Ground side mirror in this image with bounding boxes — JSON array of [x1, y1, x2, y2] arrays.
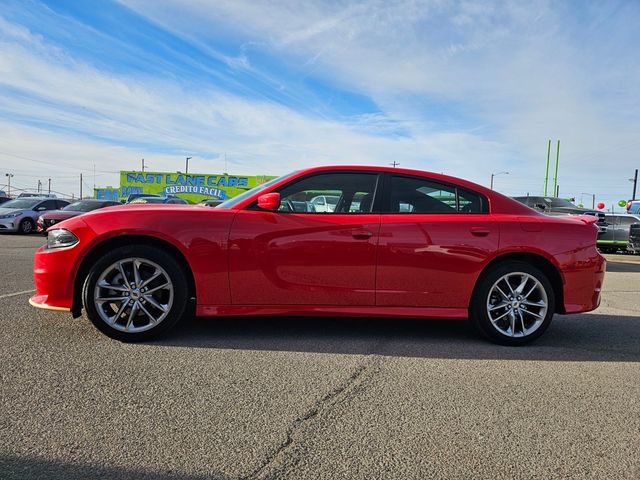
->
[[257, 192, 280, 211], [34, 206, 45, 212]]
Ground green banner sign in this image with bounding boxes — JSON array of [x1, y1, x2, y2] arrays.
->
[[118, 171, 274, 203]]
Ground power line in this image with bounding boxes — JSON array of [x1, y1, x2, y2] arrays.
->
[[0, 151, 119, 174]]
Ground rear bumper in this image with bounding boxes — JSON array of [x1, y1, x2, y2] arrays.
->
[[559, 249, 606, 314]]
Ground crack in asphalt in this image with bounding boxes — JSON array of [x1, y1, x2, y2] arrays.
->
[[243, 358, 379, 480]]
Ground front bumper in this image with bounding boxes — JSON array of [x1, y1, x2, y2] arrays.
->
[[0, 218, 20, 232], [31, 244, 78, 311], [29, 295, 70, 312]]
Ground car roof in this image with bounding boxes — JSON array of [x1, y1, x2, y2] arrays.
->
[[226, 165, 533, 215]]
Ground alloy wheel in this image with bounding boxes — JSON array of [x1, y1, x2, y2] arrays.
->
[[93, 257, 174, 333], [486, 272, 548, 338]]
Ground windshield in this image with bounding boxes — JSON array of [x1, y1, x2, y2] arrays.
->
[[216, 171, 298, 209], [1, 198, 40, 209], [63, 201, 103, 212], [130, 197, 165, 204], [544, 197, 577, 208]]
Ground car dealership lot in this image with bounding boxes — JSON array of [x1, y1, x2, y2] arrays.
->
[[1, 235, 638, 479]]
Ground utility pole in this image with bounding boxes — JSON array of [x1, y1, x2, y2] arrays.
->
[[37, 180, 42, 193], [48, 178, 51, 195], [543, 139, 551, 196], [390, 161, 400, 168], [552, 140, 560, 197], [141, 158, 145, 172], [556, 185, 560, 197], [80, 173, 83, 199], [632, 168, 638, 201], [5, 173, 13, 197], [185, 157, 192, 174]]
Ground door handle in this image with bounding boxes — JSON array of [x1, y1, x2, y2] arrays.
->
[[352, 230, 373, 239], [470, 227, 490, 236]]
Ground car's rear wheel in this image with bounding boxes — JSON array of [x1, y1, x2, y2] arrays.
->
[[19, 218, 35, 234], [470, 261, 555, 346], [82, 245, 188, 341]]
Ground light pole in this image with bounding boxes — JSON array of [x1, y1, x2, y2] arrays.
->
[[490, 171, 509, 190], [48, 178, 51, 195], [580, 192, 596, 210], [185, 157, 192, 174], [630, 169, 638, 201], [5, 173, 13, 197]]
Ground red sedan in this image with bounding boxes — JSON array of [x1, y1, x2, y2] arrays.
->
[[30, 166, 605, 345]]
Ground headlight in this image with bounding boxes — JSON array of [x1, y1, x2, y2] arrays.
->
[[0, 212, 20, 219], [46, 229, 79, 249]]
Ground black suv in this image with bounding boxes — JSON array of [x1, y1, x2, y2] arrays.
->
[[513, 196, 606, 232]]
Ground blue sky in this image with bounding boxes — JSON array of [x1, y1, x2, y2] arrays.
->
[[0, 0, 638, 208]]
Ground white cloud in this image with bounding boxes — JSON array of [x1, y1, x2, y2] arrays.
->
[[1, 1, 639, 207], [118, 0, 640, 205]]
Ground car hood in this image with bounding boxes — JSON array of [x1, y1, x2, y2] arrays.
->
[[0, 208, 25, 216], [549, 206, 598, 215], [40, 210, 82, 220]]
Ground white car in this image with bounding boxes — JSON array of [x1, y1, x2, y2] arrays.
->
[[309, 195, 339, 212], [0, 197, 69, 234]]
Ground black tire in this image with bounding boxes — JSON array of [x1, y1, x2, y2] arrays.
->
[[469, 261, 555, 346], [19, 218, 35, 234], [82, 245, 189, 341]]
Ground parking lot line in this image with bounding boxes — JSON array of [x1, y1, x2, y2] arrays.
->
[[0, 289, 36, 300]]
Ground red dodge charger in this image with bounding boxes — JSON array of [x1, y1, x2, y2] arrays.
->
[[30, 166, 605, 345]]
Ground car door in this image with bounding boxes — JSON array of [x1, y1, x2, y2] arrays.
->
[[376, 174, 499, 309], [228, 171, 382, 305], [34, 199, 58, 215], [601, 215, 616, 246], [617, 216, 637, 244]]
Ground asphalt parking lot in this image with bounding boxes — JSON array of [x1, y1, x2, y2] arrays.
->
[[1, 234, 638, 480]]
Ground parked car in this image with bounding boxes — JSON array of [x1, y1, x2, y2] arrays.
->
[[31, 166, 605, 346], [309, 194, 340, 212], [37, 199, 122, 234], [17, 192, 58, 198], [0, 197, 69, 233], [198, 199, 224, 207], [125, 193, 161, 203], [513, 195, 606, 233], [513, 195, 598, 215], [128, 196, 188, 204], [628, 223, 640, 254], [598, 214, 640, 253], [627, 200, 640, 215]]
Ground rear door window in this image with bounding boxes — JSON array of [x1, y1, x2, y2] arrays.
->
[[388, 175, 487, 214]]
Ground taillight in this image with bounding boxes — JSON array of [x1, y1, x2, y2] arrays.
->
[[627, 202, 632, 211]]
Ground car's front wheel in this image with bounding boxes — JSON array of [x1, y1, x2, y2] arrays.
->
[[19, 218, 35, 234], [82, 245, 189, 341], [470, 261, 555, 346]]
